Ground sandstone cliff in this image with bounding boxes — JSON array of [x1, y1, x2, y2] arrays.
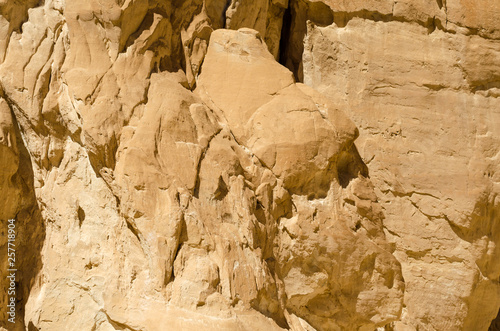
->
[[0, 0, 498, 330]]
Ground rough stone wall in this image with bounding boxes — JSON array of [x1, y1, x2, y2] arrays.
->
[[294, 0, 500, 329], [0, 0, 498, 330]]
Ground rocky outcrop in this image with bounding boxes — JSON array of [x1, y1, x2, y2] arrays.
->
[[300, 3, 500, 329], [0, 0, 498, 330]]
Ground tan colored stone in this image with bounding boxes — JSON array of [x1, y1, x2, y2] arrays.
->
[[0, 0, 499, 330], [447, 0, 500, 38], [197, 28, 295, 139], [303, 15, 500, 331]]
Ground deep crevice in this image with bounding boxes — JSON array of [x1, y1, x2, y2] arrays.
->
[[1, 100, 46, 330], [278, 4, 292, 70], [277, 0, 334, 82], [125, 218, 141, 244], [193, 127, 223, 199], [222, 0, 232, 28], [169, 242, 183, 283]]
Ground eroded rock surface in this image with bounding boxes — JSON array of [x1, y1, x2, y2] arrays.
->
[[0, 0, 498, 330], [300, 2, 500, 330]]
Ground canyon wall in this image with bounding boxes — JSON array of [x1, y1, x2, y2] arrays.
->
[[0, 0, 498, 330]]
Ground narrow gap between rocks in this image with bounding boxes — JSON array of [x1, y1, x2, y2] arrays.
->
[[277, 0, 334, 82], [490, 308, 500, 331], [278, 4, 293, 72]]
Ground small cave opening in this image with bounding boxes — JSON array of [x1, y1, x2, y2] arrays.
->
[[336, 145, 369, 188]]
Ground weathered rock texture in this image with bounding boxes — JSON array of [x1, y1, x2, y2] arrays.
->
[[0, 0, 498, 330]]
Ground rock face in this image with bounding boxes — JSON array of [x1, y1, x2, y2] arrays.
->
[[0, 0, 498, 330], [298, 2, 500, 329]]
